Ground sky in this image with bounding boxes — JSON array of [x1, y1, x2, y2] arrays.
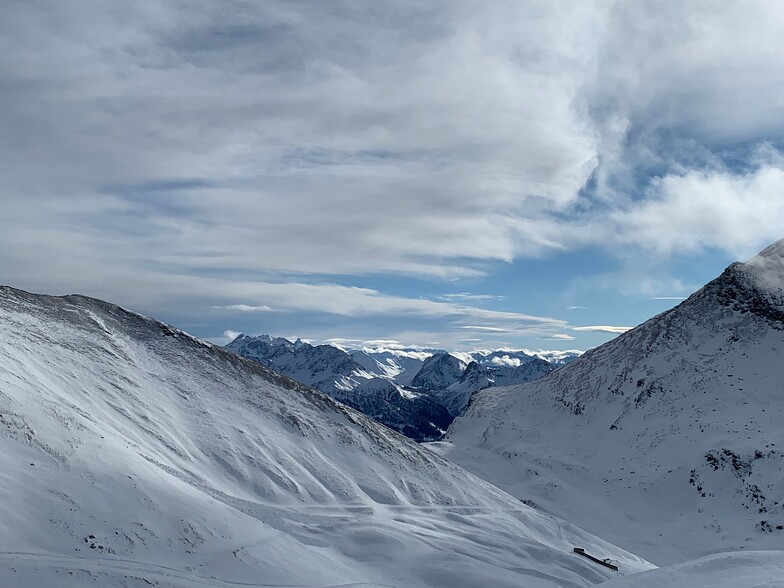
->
[[2, 1, 784, 353]]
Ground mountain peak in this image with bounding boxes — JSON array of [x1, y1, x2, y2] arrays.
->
[[410, 352, 466, 390], [736, 238, 784, 295]]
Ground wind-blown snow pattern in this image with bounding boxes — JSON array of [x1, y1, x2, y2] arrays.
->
[[0, 285, 653, 587], [440, 239, 784, 566]]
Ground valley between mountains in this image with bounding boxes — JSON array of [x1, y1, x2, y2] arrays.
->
[[3, 240, 784, 587]]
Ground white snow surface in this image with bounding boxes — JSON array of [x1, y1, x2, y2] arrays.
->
[[600, 551, 784, 588], [440, 240, 784, 566], [0, 286, 653, 587]]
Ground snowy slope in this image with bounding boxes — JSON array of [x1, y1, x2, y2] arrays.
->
[[226, 334, 451, 440], [441, 240, 784, 565], [600, 551, 784, 588], [0, 285, 654, 587]]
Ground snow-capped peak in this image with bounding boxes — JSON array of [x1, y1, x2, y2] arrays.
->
[[442, 238, 784, 565], [410, 352, 467, 390]]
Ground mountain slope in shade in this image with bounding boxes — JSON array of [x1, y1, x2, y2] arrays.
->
[[439, 239, 784, 565], [0, 285, 654, 587]]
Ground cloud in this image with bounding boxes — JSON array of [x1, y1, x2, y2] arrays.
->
[[460, 326, 511, 332], [567, 305, 589, 310], [572, 325, 633, 334], [6, 0, 781, 291], [222, 329, 242, 342], [2, 0, 784, 350], [0, 0, 602, 285], [648, 296, 687, 301], [0, 0, 784, 277], [217, 304, 277, 312], [489, 356, 522, 367], [548, 333, 577, 340], [438, 293, 504, 302], [604, 152, 784, 257]]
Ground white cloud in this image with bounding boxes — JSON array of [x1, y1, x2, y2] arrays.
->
[[549, 333, 577, 340], [438, 293, 504, 302], [223, 329, 242, 341], [572, 325, 632, 334], [2, 0, 784, 348], [619, 159, 784, 257], [217, 304, 277, 312], [489, 356, 522, 367], [8, 0, 782, 288]]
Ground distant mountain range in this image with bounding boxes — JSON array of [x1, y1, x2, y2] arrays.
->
[[225, 335, 580, 440]]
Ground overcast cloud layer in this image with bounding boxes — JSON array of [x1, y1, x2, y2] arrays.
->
[[1, 0, 783, 348]]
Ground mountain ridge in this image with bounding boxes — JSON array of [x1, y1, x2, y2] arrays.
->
[[438, 240, 784, 564]]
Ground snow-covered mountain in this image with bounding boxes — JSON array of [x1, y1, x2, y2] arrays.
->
[[408, 351, 552, 417], [0, 285, 654, 587], [349, 347, 429, 386], [427, 358, 556, 417], [226, 334, 451, 441], [226, 333, 370, 391], [226, 336, 558, 439], [438, 239, 784, 565], [410, 352, 468, 390]]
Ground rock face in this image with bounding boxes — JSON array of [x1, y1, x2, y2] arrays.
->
[[0, 285, 654, 587], [441, 240, 784, 565]]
